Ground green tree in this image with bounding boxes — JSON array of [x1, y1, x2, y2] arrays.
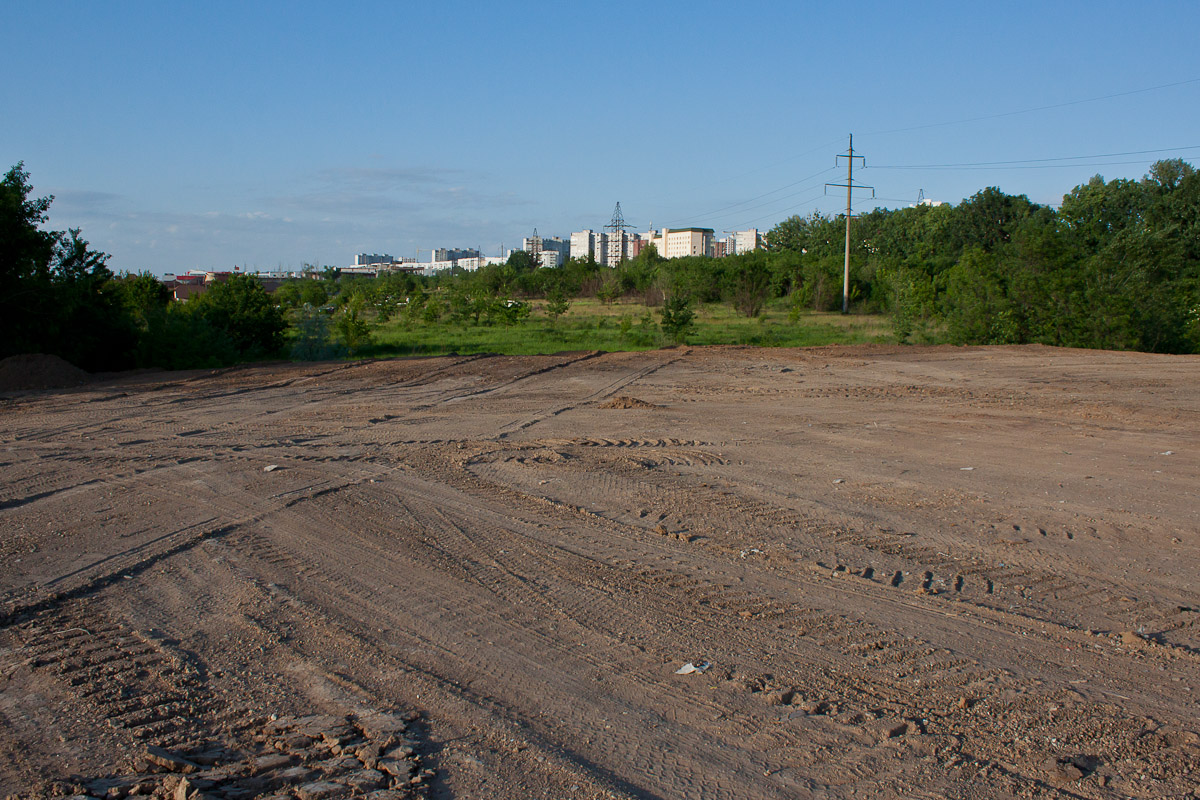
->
[[187, 274, 287, 359], [885, 266, 938, 343], [46, 228, 140, 371], [948, 187, 1043, 254], [1057, 175, 1147, 251], [117, 272, 171, 325], [1, 164, 139, 369], [659, 294, 695, 344], [333, 294, 373, 355], [544, 285, 571, 323], [617, 243, 664, 300], [596, 273, 622, 304], [290, 306, 342, 361], [942, 248, 1022, 345], [1, 163, 60, 357], [560, 255, 601, 296], [136, 307, 238, 369], [728, 251, 771, 317], [400, 285, 430, 325], [1145, 158, 1196, 193], [505, 249, 538, 273], [489, 298, 531, 326], [275, 278, 331, 310], [448, 286, 494, 325]]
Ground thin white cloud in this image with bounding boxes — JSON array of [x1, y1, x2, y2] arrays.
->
[[315, 165, 460, 189], [51, 189, 125, 210]]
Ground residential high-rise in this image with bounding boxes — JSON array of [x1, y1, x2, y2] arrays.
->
[[570, 230, 595, 261], [650, 228, 714, 259], [433, 247, 480, 262], [523, 233, 570, 267], [571, 230, 608, 263], [354, 253, 394, 266], [731, 229, 762, 254]]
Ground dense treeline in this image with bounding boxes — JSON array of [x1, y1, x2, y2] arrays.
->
[[2, 163, 287, 371], [768, 158, 1199, 352], [4, 159, 1197, 375]]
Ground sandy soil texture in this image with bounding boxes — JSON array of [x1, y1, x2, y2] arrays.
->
[[1, 345, 1198, 799]]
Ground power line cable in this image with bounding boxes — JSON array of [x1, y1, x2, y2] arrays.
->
[[862, 196, 920, 205], [865, 77, 1200, 137], [664, 168, 840, 229], [659, 165, 839, 228], [662, 136, 845, 198], [730, 192, 826, 231], [869, 144, 1200, 170], [871, 158, 1187, 172]]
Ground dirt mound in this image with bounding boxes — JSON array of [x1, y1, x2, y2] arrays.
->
[[0, 353, 91, 391], [599, 395, 662, 409]]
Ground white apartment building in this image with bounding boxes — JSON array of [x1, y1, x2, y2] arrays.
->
[[571, 229, 614, 264], [571, 230, 597, 261], [731, 228, 761, 254], [419, 255, 504, 276]]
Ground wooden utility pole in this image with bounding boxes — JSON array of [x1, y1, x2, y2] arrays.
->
[[826, 135, 873, 313]]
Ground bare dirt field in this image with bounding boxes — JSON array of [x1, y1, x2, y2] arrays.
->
[[1, 345, 1198, 799]]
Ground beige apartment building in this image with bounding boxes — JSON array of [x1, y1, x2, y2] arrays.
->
[[650, 227, 715, 259]]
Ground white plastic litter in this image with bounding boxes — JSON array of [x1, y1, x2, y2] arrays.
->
[[675, 661, 710, 675]]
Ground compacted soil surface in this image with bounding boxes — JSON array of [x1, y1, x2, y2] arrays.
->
[[1, 344, 1197, 799]]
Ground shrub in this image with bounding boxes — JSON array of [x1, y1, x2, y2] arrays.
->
[[659, 294, 695, 344], [187, 274, 287, 359]]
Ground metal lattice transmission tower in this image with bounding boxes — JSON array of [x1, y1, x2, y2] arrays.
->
[[604, 202, 633, 265]]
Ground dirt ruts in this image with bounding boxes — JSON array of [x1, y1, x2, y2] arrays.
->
[[1, 345, 1198, 798]]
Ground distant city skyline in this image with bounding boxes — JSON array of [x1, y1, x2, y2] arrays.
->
[[4, 1, 1199, 275]]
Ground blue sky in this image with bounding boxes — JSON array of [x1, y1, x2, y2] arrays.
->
[[3, 0, 1199, 274]]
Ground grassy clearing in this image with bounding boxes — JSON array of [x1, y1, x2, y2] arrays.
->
[[358, 297, 894, 359]]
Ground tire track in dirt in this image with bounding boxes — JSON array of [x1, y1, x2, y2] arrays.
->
[[472, 439, 1200, 655], [444, 439, 1200, 792], [0, 594, 437, 799], [222, 491, 795, 798], [494, 350, 685, 439], [413, 351, 604, 412], [315, 471, 1131, 791], [3, 600, 215, 749], [5, 346, 1200, 798], [195, 464, 970, 795]]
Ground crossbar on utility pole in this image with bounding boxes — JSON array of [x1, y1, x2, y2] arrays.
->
[[825, 134, 873, 313]]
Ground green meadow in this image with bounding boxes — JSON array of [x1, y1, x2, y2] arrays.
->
[[358, 298, 892, 358]]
